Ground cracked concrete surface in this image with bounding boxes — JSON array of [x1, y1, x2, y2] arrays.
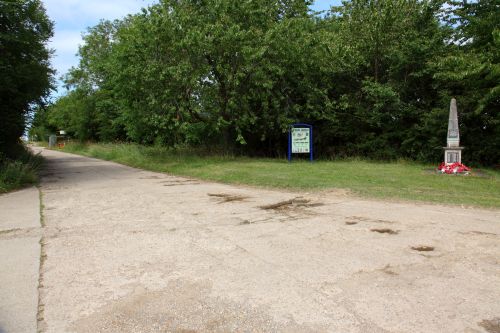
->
[[2, 147, 499, 332], [0, 187, 41, 333]]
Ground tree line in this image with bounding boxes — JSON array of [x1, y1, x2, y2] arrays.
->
[[30, 0, 499, 165]]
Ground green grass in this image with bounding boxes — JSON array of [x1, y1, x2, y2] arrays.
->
[[61, 142, 500, 208], [0, 147, 44, 194]]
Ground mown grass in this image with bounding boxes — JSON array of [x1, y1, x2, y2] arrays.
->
[[61, 142, 500, 208], [0, 146, 44, 194]]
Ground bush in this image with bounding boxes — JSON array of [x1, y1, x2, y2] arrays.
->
[[0, 146, 43, 193]]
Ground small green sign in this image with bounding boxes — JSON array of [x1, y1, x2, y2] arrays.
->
[[291, 128, 310, 153]]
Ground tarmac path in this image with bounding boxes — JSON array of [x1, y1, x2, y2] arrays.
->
[[2, 147, 500, 332]]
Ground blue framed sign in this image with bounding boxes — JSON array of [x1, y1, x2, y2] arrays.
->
[[288, 123, 313, 162]]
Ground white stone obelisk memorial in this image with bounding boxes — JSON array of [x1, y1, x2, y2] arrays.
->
[[443, 98, 463, 164]]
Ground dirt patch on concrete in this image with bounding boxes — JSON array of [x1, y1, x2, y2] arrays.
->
[[411, 246, 435, 252], [347, 216, 397, 224], [479, 318, 500, 333], [259, 197, 323, 211], [381, 265, 398, 276], [459, 230, 497, 237], [71, 280, 323, 333], [208, 193, 249, 203], [162, 179, 200, 186], [370, 228, 399, 235]]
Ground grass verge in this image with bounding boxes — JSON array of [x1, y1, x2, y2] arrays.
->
[[0, 146, 44, 193], [61, 143, 500, 208]]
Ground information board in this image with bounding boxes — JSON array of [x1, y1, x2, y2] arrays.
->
[[288, 123, 313, 162], [291, 128, 310, 153]]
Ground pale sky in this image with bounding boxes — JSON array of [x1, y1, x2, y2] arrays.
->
[[42, 0, 339, 97]]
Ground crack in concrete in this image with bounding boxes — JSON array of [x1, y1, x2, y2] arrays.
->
[[0, 227, 42, 240], [37, 186, 48, 333]]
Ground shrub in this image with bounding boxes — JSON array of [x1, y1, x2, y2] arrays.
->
[[0, 147, 43, 193]]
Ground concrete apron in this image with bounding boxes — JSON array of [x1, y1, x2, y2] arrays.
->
[[32, 148, 500, 333]]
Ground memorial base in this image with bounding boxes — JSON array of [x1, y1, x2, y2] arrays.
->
[[443, 147, 464, 165]]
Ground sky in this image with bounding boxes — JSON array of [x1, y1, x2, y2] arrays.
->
[[43, 0, 340, 97]]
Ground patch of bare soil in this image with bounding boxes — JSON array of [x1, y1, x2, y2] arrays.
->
[[411, 246, 435, 252], [479, 318, 500, 333], [347, 216, 396, 224], [71, 280, 322, 333], [259, 197, 323, 211], [459, 231, 497, 237], [370, 228, 399, 235], [381, 264, 398, 276], [372, 219, 397, 224], [346, 216, 366, 222], [208, 193, 249, 203], [237, 217, 277, 226], [161, 180, 200, 186]]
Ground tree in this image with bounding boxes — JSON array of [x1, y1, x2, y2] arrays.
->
[[325, 0, 448, 160], [60, 19, 126, 142], [433, 0, 500, 164], [0, 0, 54, 156]]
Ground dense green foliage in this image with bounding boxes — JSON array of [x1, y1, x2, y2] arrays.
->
[[0, 146, 43, 193], [1, 0, 54, 157], [433, 0, 500, 165], [62, 143, 500, 207], [32, 0, 499, 165]]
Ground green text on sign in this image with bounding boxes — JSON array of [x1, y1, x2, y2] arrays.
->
[[291, 128, 310, 153]]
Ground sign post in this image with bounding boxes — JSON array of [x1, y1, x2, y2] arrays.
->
[[288, 123, 313, 162]]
